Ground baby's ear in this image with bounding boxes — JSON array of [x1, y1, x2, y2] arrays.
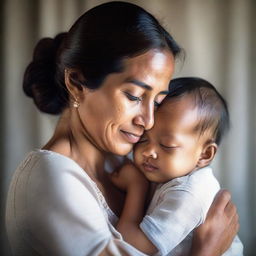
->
[[197, 142, 218, 168]]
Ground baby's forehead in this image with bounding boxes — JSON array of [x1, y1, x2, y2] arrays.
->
[[154, 97, 214, 138], [161, 93, 197, 108], [154, 105, 199, 133], [157, 94, 199, 120]]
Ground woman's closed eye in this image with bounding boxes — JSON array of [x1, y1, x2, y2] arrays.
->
[[123, 90, 162, 108], [124, 92, 142, 102], [154, 101, 161, 108], [154, 94, 167, 108]]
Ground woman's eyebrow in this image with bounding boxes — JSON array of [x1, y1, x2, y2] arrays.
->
[[159, 91, 169, 95], [125, 78, 152, 90], [125, 78, 169, 95]]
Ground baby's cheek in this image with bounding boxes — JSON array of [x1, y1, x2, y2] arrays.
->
[[174, 152, 196, 176], [167, 153, 188, 177]]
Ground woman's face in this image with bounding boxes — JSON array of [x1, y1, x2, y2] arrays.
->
[[77, 49, 175, 155]]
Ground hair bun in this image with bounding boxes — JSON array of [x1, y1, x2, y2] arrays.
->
[[33, 33, 67, 62], [23, 32, 68, 114]]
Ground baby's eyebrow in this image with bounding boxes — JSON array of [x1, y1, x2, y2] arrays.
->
[[160, 134, 177, 141]]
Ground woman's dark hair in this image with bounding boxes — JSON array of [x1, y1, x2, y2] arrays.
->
[[166, 77, 230, 145], [23, 1, 182, 114]]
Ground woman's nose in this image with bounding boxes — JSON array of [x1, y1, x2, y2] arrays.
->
[[134, 103, 154, 130], [142, 147, 157, 159]]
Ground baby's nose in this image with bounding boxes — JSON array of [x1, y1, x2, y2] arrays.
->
[[142, 148, 157, 159]]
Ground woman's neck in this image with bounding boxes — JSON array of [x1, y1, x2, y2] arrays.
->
[[43, 108, 127, 215], [43, 108, 106, 183]]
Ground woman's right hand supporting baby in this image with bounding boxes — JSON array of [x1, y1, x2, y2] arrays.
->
[[191, 190, 239, 256]]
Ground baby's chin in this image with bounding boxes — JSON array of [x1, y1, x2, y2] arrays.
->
[[148, 176, 172, 184], [138, 168, 170, 184]]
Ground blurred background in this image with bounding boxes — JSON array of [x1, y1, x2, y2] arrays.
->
[[0, 0, 255, 255]]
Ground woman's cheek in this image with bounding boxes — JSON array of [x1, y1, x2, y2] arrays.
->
[[133, 146, 143, 165]]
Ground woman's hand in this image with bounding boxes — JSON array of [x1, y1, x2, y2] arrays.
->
[[191, 189, 239, 256], [109, 164, 149, 192]]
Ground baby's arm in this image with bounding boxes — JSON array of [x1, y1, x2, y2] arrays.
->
[[110, 164, 158, 255]]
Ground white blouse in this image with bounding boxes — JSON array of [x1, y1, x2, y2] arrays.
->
[[5, 150, 146, 256]]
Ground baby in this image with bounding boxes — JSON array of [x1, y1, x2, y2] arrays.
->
[[111, 77, 243, 256]]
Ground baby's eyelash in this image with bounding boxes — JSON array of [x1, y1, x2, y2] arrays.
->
[[160, 144, 177, 149], [137, 138, 147, 143]]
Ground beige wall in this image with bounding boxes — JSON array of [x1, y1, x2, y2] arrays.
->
[[1, 0, 255, 255]]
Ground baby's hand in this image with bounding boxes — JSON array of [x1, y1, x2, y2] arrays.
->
[[110, 164, 149, 192]]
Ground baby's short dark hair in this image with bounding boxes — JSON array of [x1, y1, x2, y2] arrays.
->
[[167, 77, 230, 145]]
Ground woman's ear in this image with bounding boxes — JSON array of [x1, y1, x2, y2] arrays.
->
[[197, 142, 218, 168], [64, 69, 87, 102]]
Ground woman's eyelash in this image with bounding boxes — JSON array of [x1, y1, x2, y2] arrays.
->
[[124, 92, 160, 107], [124, 92, 141, 102], [154, 101, 161, 107]]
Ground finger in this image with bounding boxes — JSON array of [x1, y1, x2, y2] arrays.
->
[[212, 189, 231, 212], [220, 220, 238, 254], [224, 200, 237, 219], [228, 213, 239, 240], [230, 212, 239, 233]]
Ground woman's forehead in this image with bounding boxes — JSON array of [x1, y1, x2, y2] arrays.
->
[[120, 50, 174, 89], [123, 50, 174, 71]]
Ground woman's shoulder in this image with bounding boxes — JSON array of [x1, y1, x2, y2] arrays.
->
[[6, 150, 115, 256], [10, 149, 97, 199], [18, 149, 86, 178], [8, 149, 106, 219]]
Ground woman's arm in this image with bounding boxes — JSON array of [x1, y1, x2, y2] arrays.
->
[[191, 190, 239, 256]]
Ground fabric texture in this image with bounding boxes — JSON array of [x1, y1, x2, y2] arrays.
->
[[140, 167, 244, 256], [5, 150, 146, 256]]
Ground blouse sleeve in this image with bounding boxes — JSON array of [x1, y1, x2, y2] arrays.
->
[[23, 153, 146, 256], [139, 168, 221, 256], [140, 189, 203, 255]]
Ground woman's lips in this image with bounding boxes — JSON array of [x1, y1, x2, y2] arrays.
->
[[121, 130, 141, 144], [142, 162, 158, 172]]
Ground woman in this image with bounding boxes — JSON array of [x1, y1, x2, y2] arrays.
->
[[6, 2, 238, 256]]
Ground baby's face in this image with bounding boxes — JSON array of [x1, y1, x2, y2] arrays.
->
[[134, 95, 209, 183]]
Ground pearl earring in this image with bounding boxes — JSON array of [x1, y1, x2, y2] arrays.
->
[[73, 99, 80, 108]]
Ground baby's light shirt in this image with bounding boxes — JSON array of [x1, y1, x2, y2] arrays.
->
[[140, 167, 243, 256]]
